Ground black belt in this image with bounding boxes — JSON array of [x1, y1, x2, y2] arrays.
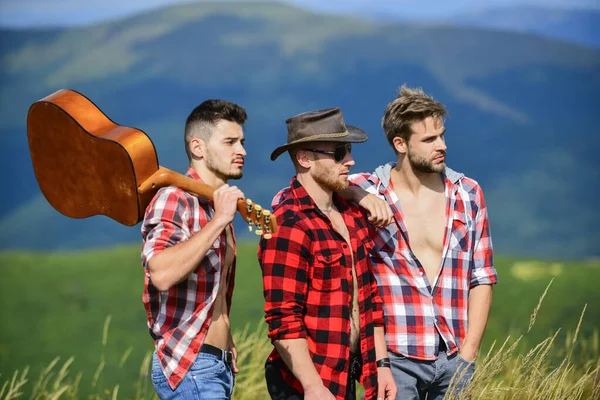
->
[[200, 343, 233, 365]]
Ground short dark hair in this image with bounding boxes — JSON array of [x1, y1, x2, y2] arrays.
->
[[184, 99, 247, 161], [382, 85, 447, 152]]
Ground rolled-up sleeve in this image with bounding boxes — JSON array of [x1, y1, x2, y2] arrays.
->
[[370, 270, 385, 327], [349, 172, 379, 194], [470, 186, 498, 287], [364, 233, 385, 326], [141, 188, 191, 269], [258, 218, 312, 342]]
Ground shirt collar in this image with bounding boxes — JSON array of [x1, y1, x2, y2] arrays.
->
[[374, 162, 464, 194], [186, 167, 205, 183]]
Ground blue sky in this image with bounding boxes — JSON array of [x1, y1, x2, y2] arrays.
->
[[0, 0, 598, 28]]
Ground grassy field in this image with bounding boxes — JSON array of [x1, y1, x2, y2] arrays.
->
[[1, 242, 599, 398]]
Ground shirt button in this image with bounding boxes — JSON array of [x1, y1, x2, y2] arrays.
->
[[343, 244, 348, 249], [419, 271, 424, 276]]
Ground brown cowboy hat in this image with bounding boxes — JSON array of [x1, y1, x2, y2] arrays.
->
[[270, 107, 368, 161]]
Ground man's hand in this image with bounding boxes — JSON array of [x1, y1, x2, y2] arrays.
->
[[358, 193, 393, 227], [458, 345, 478, 363], [213, 184, 245, 226], [377, 367, 397, 400], [228, 334, 239, 373], [339, 186, 393, 227], [303, 383, 336, 400]]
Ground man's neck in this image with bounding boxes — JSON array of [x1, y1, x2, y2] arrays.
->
[[296, 172, 333, 211], [392, 157, 444, 196], [190, 162, 227, 188]]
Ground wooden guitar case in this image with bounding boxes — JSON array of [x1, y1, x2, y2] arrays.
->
[[27, 89, 276, 237]]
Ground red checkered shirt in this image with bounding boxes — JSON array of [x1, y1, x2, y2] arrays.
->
[[349, 162, 497, 360], [259, 177, 385, 400], [141, 167, 236, 389]]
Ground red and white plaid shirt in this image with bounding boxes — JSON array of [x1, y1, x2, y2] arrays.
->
[[349, 162, 497, 360], [260, 177, 385, 400], [141, 167, 235, 389]]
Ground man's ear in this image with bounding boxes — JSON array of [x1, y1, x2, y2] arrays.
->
[[296, 149, 312, 169], [189, 137, 205, 160], [393, 136, 407, 155]]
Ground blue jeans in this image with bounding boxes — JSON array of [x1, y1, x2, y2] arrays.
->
[[151, 352, 235, 399], [389, 349, 475, 400]]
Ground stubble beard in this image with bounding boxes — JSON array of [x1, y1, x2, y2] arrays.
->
[[407, 149, 446, 174], [204, 152, 243, 180], [312, 161, 349, 192]]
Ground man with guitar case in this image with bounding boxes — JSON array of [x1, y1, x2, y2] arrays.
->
[[27, 90, 277, 400], [140, 100, 248, 399]]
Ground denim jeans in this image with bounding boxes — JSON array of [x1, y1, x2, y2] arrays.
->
[[389, 348, 475, 400], [151, 352, 235, 399]]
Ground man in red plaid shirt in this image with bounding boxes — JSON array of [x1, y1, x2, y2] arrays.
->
[[259, 108, 397, 400], [141, 100, 248, 399], [343, 86, 498, 399]]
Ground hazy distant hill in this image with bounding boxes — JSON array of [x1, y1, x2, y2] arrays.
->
[[0, 1, 598, 258], [319, 3, 600, 48], [453, 6, 600, 48]]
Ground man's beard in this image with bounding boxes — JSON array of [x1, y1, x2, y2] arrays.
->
[[408, 149, 446, 174], [312, 161, 349, 192], [205, 152, 243, 180]]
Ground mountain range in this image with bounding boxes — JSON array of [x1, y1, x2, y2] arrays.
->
[[292, 2, 600, 48], [0, 1, 598, 258]]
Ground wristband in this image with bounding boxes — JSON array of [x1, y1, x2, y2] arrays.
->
[[376, 358, 391, 368]]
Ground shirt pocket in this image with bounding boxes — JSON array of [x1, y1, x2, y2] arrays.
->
[[449, 211, 470, 252], [310, 250, 343, 292]]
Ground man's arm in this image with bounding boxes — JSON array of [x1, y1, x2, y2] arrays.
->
[[339, 184, 393, 227], [460, 285, 493, 362], [462, 185, 497, 361], [274, 339, 335, 399], [374, 326, 397, 400], [368, 246, 397, 400], [146, 184, 244, 291], [228, 332, 239, 373], [259, 218, 335, 399], [374, 326, 388, 361]]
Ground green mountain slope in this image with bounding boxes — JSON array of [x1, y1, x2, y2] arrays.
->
[[1, 244, 598, 398]]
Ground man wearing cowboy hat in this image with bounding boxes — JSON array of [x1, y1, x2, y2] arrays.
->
[[258, 108, 397, 400]]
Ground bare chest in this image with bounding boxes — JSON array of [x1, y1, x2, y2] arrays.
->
[[329, 211, 351, 244], [396, 191, 447, 274]]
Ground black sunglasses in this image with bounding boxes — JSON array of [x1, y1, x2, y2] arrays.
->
[[302, 143, 352, 162]]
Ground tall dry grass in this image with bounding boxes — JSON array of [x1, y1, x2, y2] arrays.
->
[[0, 319, 273, 400], [2, 281, 599, 399]]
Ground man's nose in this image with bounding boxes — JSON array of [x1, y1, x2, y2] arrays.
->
[[344, 152, 355, 167], [237, 144, 247, 156], [436, 138, 447, 152]]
